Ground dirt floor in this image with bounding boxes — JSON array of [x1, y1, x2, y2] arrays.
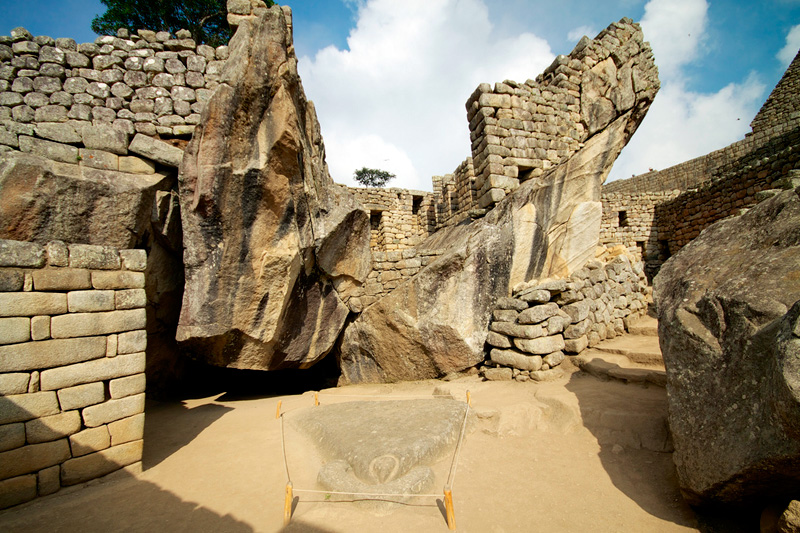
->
[[0, 365, 718, 532]]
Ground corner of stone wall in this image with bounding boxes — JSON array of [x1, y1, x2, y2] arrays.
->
[[0, 238, 147, 509]]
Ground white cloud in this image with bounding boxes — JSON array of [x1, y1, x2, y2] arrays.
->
[[639, 0, 708, 81], [778, 24, 800, 67], [567, 25, 596, 43], [610, 73, 766, 181], [299, 0, 554, 190]]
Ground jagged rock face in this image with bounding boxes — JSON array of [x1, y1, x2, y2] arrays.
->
[[340, 109, 653, 384], [653, 187, 800, 507], [0, 152, 171, 248], [177, 6, 370, 370]]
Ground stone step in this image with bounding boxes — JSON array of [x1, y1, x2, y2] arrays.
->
[[627, 315, 659, 336], [575, 350, 666, 387], [593, 334, 663, 366]]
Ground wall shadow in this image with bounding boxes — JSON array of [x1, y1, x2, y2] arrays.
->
[[0, 466, 254, 533], [563, 371, 766, 532]]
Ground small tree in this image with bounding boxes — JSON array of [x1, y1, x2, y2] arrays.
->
[[353, 167, 395, 188], [91, 0, 274, 46]]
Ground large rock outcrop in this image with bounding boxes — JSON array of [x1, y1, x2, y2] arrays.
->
[[338, 21, 660, 384], [653, 187, 800, 506], [177, 5, 370, 370]]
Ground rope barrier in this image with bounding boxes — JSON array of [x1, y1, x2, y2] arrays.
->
[[277, 389, 472, 528]]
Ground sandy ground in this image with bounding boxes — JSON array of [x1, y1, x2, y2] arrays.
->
[[0, 366, 704, 532]]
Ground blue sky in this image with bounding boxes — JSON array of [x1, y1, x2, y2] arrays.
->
[[1, 0, 799, 190]]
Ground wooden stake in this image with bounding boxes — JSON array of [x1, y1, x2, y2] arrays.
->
[[444, 485, 456, 530], [314, 392, 319, 406], [466, 390, 471, 407], [283, 481, 293, 526], [276, 400, 282, 419]]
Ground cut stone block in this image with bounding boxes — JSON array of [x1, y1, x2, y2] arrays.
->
[[0, 317, 30, 345], [0, 336, 106, 373], [128, 133, 183, 167], [67, 290, 115, 313], [0, 240, 45, 268], [108, 413, 144, 445], [0, 373, 29, 396], [109, 373, 145, 399], [57, 382, 105, 411], [0, 392, 60, 425], [514, 334, 566, 355], [68, 244, 120, 270], [118, 250, 146, 272], [82, 393, 144, 427], [0, 292, 67, 317], [50, 309, 146, 338], [0, 474, 37, 509], [0, 439, 70, 480], [114, 288, 146, 310], [25, 411, 81, 443], [31, 268, 92, 291], [117, 330, 146, 354], [37, 464, 61, 496], [0, 423, 25, 452], [91, 271, 145, 290], [30, 316, 51, 341], [40, 351, 145, 390], [69, 426, 110, 457], [60, 439, 142, 486]]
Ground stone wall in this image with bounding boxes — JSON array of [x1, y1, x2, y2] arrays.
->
[[431, 157, 479, 227], [483, 247, 648, 382], [750, 49, 800, 133], [0, 239, 147, 509], [0, 25, 229, 146], [360, 249, 443, 307], [348, 187, 434, 252], [465, 19, 656, 211]]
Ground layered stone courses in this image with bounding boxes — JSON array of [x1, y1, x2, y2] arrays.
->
[[484, 247, 649, 382], [0, 238, 146, 509]]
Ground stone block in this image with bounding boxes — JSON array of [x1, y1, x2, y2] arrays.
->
[[0, 269, 24, 292], [91, 271, 145, 289], [31, 268, 91, 291], [51, 309, 146, 338], [30, 316, 51, 341], [514, 334, 566, 355], [517, 289, 551, 304], [117, 330, 146, 354], [67, 290, 115, 312], [564, 335, 589, 354], [106, 334, 117, 357], [68, 244, 120, 270], [562, 300, 591, 323], [115, 288, 146, 310], [128, 133, 183, 167], [518, 303, 560, 325], [81, 124, 128, 155], [0, 474, 37, 509], [25, 411, 81, 443], [0, 317, 30, 345], [490, 348, 543, 371], [0, 439, 70, 480], [69, 426, 110, 457], [82, 393, 144, 427], [0, 423, 25, 452], [34, 122, 81, 143], [108, 413, 144, 445], [109, 373, 145, 399], [37, 464, 60, 496], [0, 240, 45, 268], [0, 336, 106, 373], [57, 382, 105, 411], [118, 250, 147, 272], [0, 392, 60, 425], [18, 135, 78, 163], [40, 351, 145, 390], [79, 148, 118, 170], [118, 156, 155, 174], [484, 367, 513, 381], [486, 331, 512, 349], [60, 439, 142, 486], [0, 373, 29, 396]]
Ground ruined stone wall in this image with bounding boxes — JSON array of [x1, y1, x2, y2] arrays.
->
[[360, 249, 442, 307], [750, 49, 800, 133], [465, 19, 656, 211], [0, 25, 229, 151], [348, 187, 435, 251], [483, 247, 648, 382], [431, 157, 478, 228], [0, 239, 146, 509]]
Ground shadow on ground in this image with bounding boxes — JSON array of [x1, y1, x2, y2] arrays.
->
[[565, 371, 764, 532]]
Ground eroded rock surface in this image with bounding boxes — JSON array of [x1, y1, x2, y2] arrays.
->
[[654, 187, 800, 506], [177, 6, 370, 370], [339, 20, 659, 384]]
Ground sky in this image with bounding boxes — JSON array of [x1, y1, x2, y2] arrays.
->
[[1, 0, 798, 191]]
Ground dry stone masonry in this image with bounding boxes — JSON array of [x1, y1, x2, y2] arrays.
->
[[483, 246, 648, 382], [0, 239, 146, 509], [0, 25, 229, 144]]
